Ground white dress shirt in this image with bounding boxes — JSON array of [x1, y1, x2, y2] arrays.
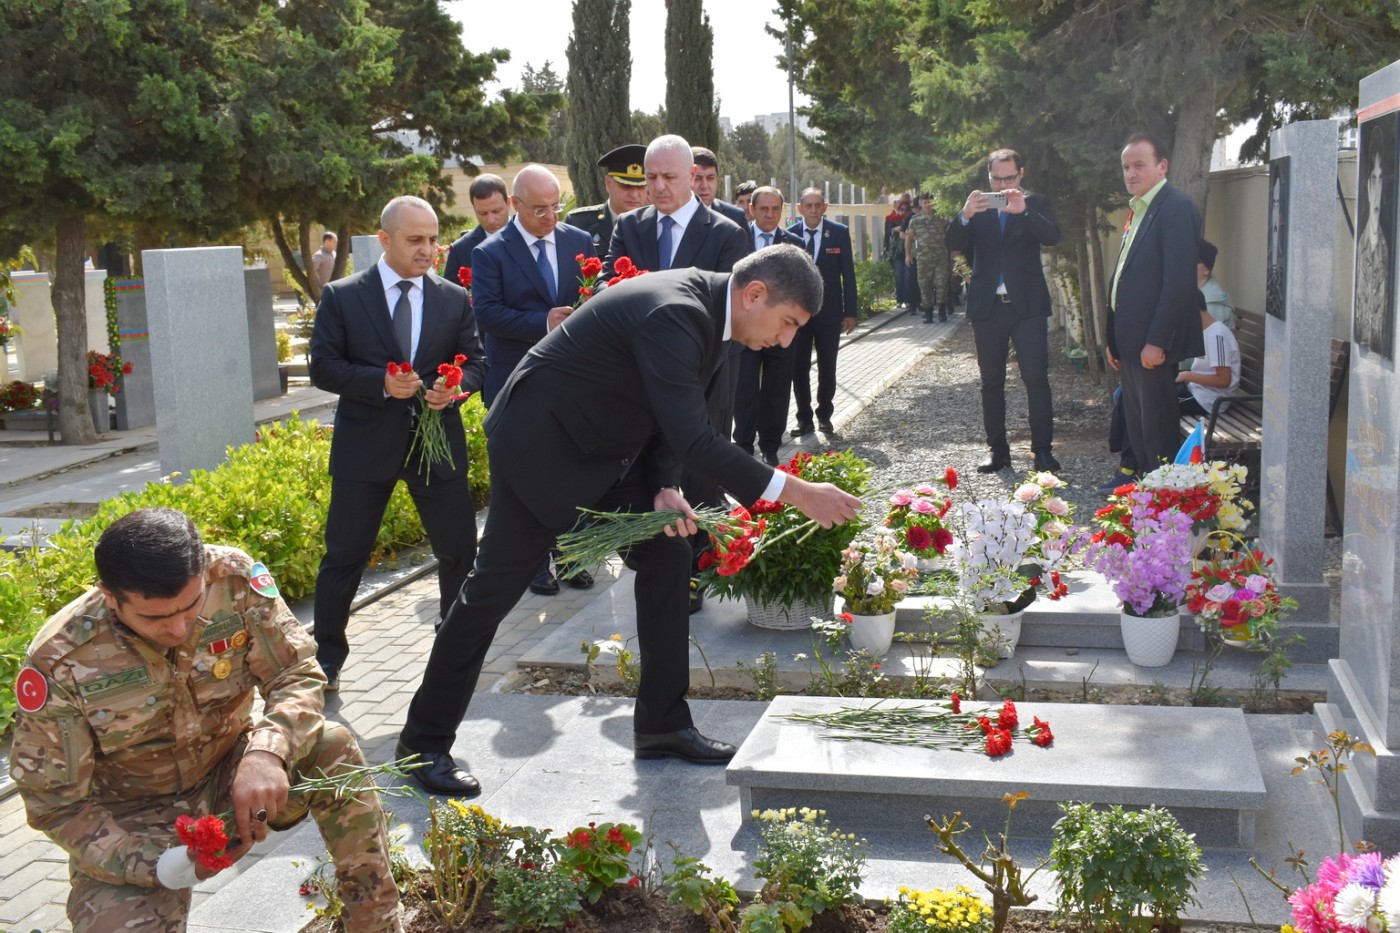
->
[[657, 195, 703, 268], [376, 257, 423, 362]]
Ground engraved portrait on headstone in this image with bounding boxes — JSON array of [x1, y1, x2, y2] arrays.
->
[[1355, 112, 1397, 360], [1266, 157, 1289, 320]]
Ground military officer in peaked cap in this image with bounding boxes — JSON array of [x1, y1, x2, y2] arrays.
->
[[565, 143, 650, 253]]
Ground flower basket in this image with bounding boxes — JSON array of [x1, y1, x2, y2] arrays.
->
[[745, 594, 833, 631], [701, 449, 872, 612]]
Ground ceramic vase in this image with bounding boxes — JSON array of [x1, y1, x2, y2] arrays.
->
[[1119, 608, 1180, 667], [847, 610, 897, 657]]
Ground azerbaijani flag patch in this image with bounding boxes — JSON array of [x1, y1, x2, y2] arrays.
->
[[249, 562, 279, 599]]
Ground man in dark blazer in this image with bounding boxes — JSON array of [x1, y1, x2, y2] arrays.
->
[[309, 195, 487, 689], [947, 148, 1063, 474], [691, 146, 749, 228], [565, 144, 650, 255], [789, 188, 858, 435], [734, 186, 804, 464], [473, 164, 598, 596], [395, 246, 862, 797], [1107, 132, 1204, 472], [442, 174, 510, 286], [604, 135, 750, 611]]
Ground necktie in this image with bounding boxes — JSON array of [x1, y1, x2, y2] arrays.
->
[[535, 240, 557, 304], [392, 280, 413, 361], [658, 215, 675, 270], [806, 228, 819, 258], [998, 210, 1008, 233], [761, 232, 773, 248]]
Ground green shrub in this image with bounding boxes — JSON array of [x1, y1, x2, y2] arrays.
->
[[855, 258, 896, 315], [1049, 802, 1203, 932]]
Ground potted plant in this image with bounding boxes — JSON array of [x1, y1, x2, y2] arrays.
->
[[86, 349, 131, 433], [1085, 491, 1195, 667], [1049, 802, 1203, 932], [700, 449, 872, 630], [949, 497, 1041, 657], [832, 527, 920, 656], [883, 468, 958, 570], [0, 380, 41, 427]]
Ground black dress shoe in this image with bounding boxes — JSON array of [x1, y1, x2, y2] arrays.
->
[[528, 567, 560, 596], [760, 450, 780, 467], [688, 577, 705, 614], [562, 566, 595, 589], [976, 454, 1012, 473], [817, 419, 835, 433], [322, 669, 339, 694], [791, 422, 814, 437], [396, 741, 481, 797], [1033, 451, 1062, 472], [634, 727, 737, 764]]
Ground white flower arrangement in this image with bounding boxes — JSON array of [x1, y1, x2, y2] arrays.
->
[[952, 499, 1040, 613], [833, 527, 919, 615]]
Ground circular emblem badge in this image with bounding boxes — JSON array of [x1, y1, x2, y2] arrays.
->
[[16, 667, 48, 713], [212, 658, 233, 681], [230, 631, 248, 649]]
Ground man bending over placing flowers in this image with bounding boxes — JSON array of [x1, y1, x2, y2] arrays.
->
[[10, 508, 401, 933]]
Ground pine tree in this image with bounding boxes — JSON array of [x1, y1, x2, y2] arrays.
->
[[664, 0, 720, 150], [565, 0, 633, 207]]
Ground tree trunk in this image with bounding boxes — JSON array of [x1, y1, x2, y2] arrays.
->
[[271, 215, 314, 302], [1168, 77, 1218, 216], [1073, 215, 1103, 377], [54, 213, 96, 445], [1083, 203, 1111, 383], [332, 221, 351, 282]]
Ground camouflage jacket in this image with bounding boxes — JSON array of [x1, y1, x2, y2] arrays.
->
[[908, 214, 952, 277], [10, 546, 327, 888]]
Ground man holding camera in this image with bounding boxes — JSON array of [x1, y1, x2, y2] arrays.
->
[[946, 148, 1062, 474]]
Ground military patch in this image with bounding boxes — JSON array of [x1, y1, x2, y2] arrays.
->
[[248, 562, 279, 599], [200, 610, 246, 643], [75, 666, 154, 702], [16, 667, 47, 713]]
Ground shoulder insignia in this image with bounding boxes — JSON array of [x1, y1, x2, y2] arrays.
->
[[16, 667, 47, 713], [248, 562, 279, 599]]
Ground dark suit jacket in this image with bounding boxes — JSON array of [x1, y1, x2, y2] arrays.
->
[[749, 224, 803, 253], [471, 221, 596, 405], [484, 269, 773, 529], [944, 192, 1061, 323], [1106, 181, 1204, 364], [442, 225, 489, 287], [789, 218, 858, 323], [711, 198, 748, 229], [310, 265, 487, 482], [604, 198, 749, 277]]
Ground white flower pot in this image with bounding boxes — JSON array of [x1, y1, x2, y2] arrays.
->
[[915, 555, 947, 573], [1120, 608, 1181, 667], [978, 608, 1024, 659], [847, 610, 897, 657]]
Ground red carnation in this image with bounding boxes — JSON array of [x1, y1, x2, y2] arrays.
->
[[997, 699, 1019, 731], [457, 267, 472, 289], [944, 467, 958, 490], [986, 729, 1014, 757], [1030, 716, 1054, 747], [840, 611, 854, 623], [949, 693, 961, 713]]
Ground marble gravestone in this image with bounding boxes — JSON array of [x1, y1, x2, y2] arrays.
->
[[112, 280, 156, 430], [141, 247, 255, 475], [244, 267, 281, 400], [7, 269, 109, 382], [1257, 120, 1335, 621], [351, 235, 383, 272], [1317, 58, 1400, 852]]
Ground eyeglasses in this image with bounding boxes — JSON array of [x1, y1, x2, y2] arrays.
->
[[518, 201, 562, 218], [989, 172, 1020, 184]]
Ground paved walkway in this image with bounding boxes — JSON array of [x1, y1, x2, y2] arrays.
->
[[0, 308, 957, 931]]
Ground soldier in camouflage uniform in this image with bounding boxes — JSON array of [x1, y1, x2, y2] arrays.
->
[[10, 508, 400, 933], [905, 196, 953, 323], [564, 143, 650, 255]]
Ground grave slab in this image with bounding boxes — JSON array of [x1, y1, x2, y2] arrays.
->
[[727, 696, 1266, 847]]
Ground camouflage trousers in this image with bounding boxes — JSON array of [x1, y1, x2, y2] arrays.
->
[[913, 253, 951, 309], [67, 721, 400, 933]]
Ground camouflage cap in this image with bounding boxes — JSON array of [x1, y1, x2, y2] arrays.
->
[[598, 144, 647, 187]]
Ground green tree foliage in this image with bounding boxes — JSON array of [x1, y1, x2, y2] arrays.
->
[[0, 0, 556, 444], [632, 108, 667, 145], [723, 121, 775, 189], [664, 0, 720, 149], [0, 0, 241, 445], [519, 62, 569, 166], [566, 0, 634, 207]]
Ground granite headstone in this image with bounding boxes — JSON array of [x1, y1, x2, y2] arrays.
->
[[351, 235, 383, 271], [1317, 58, 1400, 851], [141, 247, 254, 475], [1258, 120, 1335, 620], [244, 267, 281, 400], [112, 279, 155, 430]]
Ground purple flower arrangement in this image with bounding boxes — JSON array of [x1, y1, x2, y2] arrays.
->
[[1084, 492, 1195, 617]]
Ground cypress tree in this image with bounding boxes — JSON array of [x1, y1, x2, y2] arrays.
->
[[664, 0, 720, 150], [565, 0, 633, 207]]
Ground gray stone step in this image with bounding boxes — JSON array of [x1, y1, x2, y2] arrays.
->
[[727, 696, 1267, 848]]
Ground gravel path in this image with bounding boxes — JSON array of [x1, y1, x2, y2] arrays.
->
[[833, 314, 1116, 521]]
